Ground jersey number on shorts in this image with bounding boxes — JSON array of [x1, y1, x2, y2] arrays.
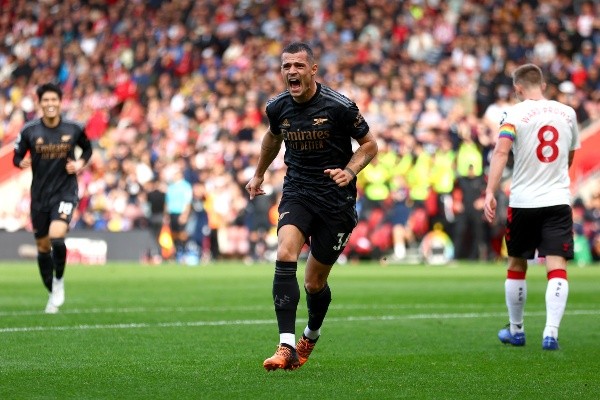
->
[[536, 125, 559, 163], [333, 232, 351, 251], [58, 201, 74, 216]]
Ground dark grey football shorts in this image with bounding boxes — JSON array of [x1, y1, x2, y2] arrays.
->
[[277, 196, 358, 265], [31, 199, 78, 239]]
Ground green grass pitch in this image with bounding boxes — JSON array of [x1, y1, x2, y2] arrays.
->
[[1, 260, 599, 399]]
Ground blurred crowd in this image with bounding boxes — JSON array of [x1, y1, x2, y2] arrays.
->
[[1, 0, 599, 264]]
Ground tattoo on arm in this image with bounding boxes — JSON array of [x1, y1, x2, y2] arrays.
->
[[347, 147, 376, 175], [255, 130, 283, 177], [344, 167, 356, 178], [345, 132, 378, 175]]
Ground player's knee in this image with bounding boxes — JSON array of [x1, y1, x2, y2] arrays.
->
[[276, 247, 298, 261], [304, 271, 328, 293], [304, 281, 325, 294], [36, 237, 51, 253], [37, 243, 51, 253], [508, 258, 527, 272]]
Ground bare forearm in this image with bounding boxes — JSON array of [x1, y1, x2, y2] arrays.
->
[[485, 151, 509, 195], [254, 131, 282, 178], [346, 138, 378, 176]]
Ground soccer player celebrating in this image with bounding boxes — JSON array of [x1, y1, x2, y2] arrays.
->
[[246, 42, 378, 370], [13, 83, 93, 313], [484, 64, 580, 350]]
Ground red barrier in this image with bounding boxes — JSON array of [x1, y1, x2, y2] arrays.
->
[[0, 144, 17, 182], [570, 120, 600, 190]]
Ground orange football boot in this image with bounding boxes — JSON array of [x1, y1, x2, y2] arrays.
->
[[296, 335, 318, 366], [263, 344, 300, 371]]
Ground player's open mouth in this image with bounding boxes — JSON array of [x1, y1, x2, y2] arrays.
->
[[288, 78, 301, 91]]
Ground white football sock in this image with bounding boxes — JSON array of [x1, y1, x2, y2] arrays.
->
[[543, 278, 568, 339], [303, 326, 320, 340], [394, 243, 406, 259], [280, 333, 296, 348], [505, 278, 527, 334]]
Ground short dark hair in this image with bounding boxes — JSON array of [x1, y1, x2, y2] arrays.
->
[[512, 64, 544, 88], [282, 42, 314, 64], [36, 82, 63, 101]]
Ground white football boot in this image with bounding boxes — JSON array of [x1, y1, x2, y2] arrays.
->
[[45, 293, 59, 314], [51, 277, 65, 307]]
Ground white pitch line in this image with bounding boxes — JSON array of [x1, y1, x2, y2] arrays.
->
[[2, 302, 599, 317], [1, 309, 599, 334], [0, 303, 501, 317]]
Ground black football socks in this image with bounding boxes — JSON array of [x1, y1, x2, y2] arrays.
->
[[273, 260, 300, 334], [50, 238, 67, 279], [37, 251, 54, 292], [306, 283, 331, 332]]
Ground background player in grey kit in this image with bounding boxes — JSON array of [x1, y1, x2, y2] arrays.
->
[[246, 42, 378, 370], [13, 82, 93, 313]]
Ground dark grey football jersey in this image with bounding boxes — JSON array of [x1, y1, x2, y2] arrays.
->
[[266, 83, 369, 212], [13, 117, 92, 211]]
